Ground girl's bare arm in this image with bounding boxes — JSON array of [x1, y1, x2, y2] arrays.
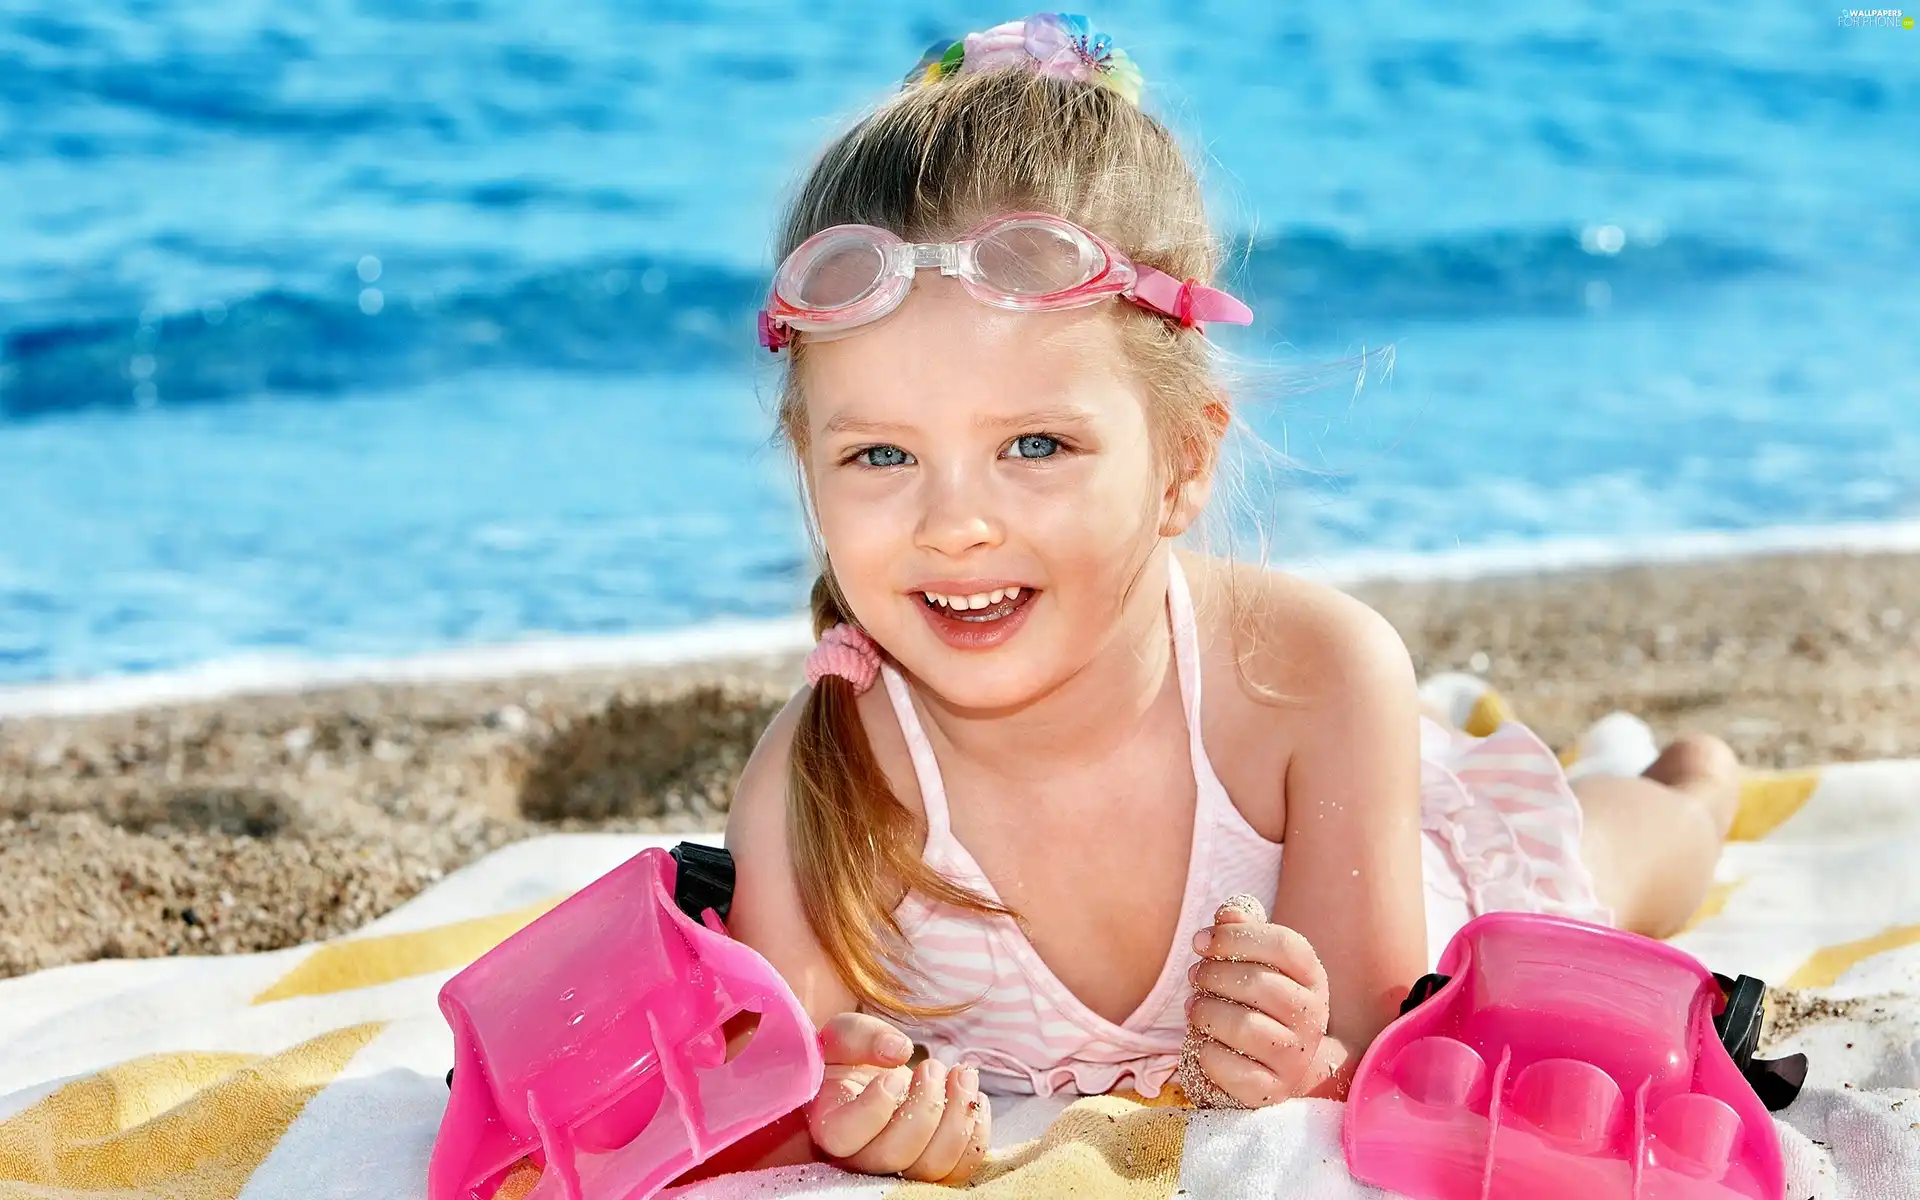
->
[[1264, 590, 1430, 1097]]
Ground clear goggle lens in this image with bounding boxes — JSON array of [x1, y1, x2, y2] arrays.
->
[[970, 218, 1102, 297], [782, 233, 891, 310]]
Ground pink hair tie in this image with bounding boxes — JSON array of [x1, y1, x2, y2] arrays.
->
[[805, 623, 882, 695]]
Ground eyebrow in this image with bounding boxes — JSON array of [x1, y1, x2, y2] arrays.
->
[[821, 405, 1098, 436]]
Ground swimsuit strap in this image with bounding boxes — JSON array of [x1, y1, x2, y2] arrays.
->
[[1167, 554, 1247, 853], [1165, 554, 1203, 731], [880, 662, 957, 846]]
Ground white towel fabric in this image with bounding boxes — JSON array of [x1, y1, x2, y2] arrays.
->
[[4, 750, 1920, 1199]]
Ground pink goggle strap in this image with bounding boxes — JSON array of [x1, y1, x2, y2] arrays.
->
[[758, 310, 791, 352], [1127, 267, 1254, 329]]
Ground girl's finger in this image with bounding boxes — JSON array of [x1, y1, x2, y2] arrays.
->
[[1195, 922, 1326, 994], [943, 1083, 993, 1184], [809, 1064, 912, 1160], [1189, 994, 1313, 1079], [1194, 1036, 1292, 1108], [900, 1064, 980, 1182], [844, 1058, 949, 1175], [1212, 895, 1268, 925], [1190, 959, 1325, 1032], [818, 1012, 916, 1067]]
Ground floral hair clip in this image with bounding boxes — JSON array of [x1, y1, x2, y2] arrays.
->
[[904, 12, 1144, 107]]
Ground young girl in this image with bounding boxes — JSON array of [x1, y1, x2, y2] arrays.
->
[[722, 14, 1741, 1186]]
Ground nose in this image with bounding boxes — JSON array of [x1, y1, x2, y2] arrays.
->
[[913, 466, 1004, 558]]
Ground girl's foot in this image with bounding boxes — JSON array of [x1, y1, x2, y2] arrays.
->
[[1641, 733, 1741, 840]]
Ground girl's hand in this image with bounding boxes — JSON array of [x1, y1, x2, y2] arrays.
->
[[1185, 899, 1332, 1107], [806, 1012, 991, 1184]]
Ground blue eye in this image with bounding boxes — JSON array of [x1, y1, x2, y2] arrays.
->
[[858, 445, 913, 468], [1007, 434, 1060, 459]]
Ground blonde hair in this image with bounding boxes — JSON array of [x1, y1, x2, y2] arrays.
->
[[772, 67, 1234, 1019]]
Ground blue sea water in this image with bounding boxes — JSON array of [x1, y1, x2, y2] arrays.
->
[[2, 1, 1917, 684]]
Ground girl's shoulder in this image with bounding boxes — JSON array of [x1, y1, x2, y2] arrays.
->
[[1179, 551, 1419, 821], [1180, 549, 1414, 708]]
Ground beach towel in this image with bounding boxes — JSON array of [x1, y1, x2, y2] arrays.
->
[[3, 697, 1919, 1199]]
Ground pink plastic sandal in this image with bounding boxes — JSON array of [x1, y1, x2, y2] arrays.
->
[[428, 843, 824, 1200], [1344, 912, 1807, 1200]]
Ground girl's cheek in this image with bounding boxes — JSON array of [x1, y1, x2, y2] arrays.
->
[[1057, 469, 1155, 543], [813, 470, 890, 527], [817, 509, 887, 571], [813, 495, 905, 612]]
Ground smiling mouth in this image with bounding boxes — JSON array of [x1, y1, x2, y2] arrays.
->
[[917, 587, 1036, 623]]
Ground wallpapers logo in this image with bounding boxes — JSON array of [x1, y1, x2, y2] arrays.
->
[[1837, 8, 1915, 25]]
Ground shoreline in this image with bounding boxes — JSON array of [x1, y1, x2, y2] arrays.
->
[[9, 518, 1920, 722], [5, 543, 1920, 981]]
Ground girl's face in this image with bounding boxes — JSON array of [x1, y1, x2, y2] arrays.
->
[[801, 275, 1207, 710]]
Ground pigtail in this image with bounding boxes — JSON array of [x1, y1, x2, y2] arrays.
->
[[785, 572, 1020, 1020]]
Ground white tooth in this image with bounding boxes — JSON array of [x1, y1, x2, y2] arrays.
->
[[967, 592, 991, 609], [1006, 586, 1022, 601], [988, 589, 1006, 605], [933, 593, 951, 608]]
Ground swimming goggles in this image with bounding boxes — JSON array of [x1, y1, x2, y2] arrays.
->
[[757, 211, 1253, 351]]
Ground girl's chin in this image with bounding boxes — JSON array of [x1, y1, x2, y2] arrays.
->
[[900, 666, 1053, 714]]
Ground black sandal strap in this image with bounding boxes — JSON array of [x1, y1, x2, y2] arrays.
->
[[1713, 972, 1807, 1112], [670, 842, 737, 927]]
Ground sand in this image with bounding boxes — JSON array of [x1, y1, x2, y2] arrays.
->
[[5, 549, 1920, 983]]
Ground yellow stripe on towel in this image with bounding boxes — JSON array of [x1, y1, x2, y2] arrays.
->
[[1110, 1082, 1194, 1109], [1728, 770, 1821, 842], [251, 894, 566, 1005], [1676, 879, 1744, 937], [1786, 922, 1920, 989], [885, 1093, 1188, 1200], [0, 1021, 381, 1198]]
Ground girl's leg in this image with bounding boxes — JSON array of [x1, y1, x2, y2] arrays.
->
[[1573, 735, 1742, 938]]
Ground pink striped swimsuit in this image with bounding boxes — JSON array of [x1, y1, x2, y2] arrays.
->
[[878, 555, 1609, 1100]]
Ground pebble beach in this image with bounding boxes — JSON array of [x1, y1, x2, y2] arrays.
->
[[6, 548, 1920, 1046]]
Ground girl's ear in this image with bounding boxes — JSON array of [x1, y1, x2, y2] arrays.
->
[[1160, 392, 1233, 537]]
